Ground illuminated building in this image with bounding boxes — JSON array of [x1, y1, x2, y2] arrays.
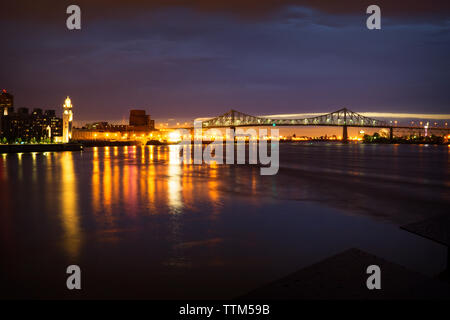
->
[[62, 96, 73, 143], [0, 89, 13, 116], [0, 105, 62, 143], [0, 89, 13, 138], [72, 109, 158, 142]]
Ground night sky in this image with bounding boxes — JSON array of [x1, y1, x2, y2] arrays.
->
[[1, 1, 449, 122]]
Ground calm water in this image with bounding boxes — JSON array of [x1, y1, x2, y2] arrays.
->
[[0, 144, 449, 299]]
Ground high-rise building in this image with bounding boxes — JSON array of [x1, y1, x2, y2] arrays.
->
[[0, 89, 13, 116], [0, 90, 63, 143], [1, 89, 13, 138], [0, 107, 62, 143], [62, 96, 73, 143]]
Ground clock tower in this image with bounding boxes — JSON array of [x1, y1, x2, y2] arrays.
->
[[62, 96, 73, 143]]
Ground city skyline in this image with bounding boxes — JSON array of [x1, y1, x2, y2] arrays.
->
[[2, 88, 450, 126], [2, 88, 448, 144], [1, 1, 449, 121]]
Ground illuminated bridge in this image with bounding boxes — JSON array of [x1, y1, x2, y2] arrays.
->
[[175, 108, 449, 142], [202, 108, 389, 142], [202, 108, 387, 128]]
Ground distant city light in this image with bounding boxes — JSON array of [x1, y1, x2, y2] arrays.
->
[[168, 131, 182, 142]]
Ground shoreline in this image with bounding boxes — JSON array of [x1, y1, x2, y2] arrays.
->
[[1, 140, 447, 154]]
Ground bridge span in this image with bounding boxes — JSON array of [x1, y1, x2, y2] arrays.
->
[[176, 108, 449, 142]]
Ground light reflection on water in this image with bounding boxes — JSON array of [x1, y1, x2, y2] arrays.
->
[[60, 152, 81, 260], [0, 144, 449, 299], [168, 146, 183, 214]]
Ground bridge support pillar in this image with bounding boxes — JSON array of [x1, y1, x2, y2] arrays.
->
[[389, 127, 394, 140], [342, 125, 348, 143], [230, 126, 236, 142]]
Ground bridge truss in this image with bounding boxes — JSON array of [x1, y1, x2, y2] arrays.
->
[[201, 108, 388, 128]]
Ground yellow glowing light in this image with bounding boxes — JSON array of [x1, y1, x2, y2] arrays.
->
[[168, 131, 182, 142]]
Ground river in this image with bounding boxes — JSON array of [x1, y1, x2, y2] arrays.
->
[[0, 143, 449, 299]]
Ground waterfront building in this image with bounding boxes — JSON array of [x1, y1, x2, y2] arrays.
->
[[0, 106, 62, 143], [62, 96, 73, 143], [72, 109, 158, 142], [0, 89, 64, 143]]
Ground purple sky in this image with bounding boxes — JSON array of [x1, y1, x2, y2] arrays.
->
[[1, 1, 449, 122]]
